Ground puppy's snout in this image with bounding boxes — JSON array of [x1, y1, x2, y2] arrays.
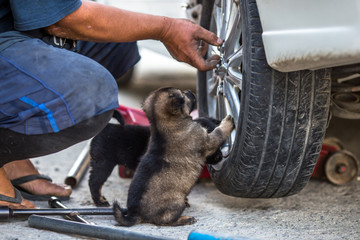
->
[[184, 90, 196, 112]]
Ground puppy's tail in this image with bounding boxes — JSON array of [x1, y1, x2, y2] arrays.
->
[[113, 201, 140, 226], [113, 110, 126, 126]]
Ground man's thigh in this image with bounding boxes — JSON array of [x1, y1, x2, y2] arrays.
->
[[77, 41, 140, 80]]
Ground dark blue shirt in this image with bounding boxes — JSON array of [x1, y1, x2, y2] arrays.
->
[[0, 0, 82, 52]]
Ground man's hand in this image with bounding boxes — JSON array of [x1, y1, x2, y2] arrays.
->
[[159, 18, 222, 72]]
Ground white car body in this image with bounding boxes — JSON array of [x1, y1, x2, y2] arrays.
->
[[256, 0, 360, 72]]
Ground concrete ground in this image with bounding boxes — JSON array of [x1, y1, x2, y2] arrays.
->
[[1, 1, 359, 240]]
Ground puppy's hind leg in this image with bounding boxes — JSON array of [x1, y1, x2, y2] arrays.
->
[[152, 202, 195, 226], [112, 110, 126, 125], [113, 201, 140, 226], [89, 158, 117, 207], [170, 216, 197, 226]]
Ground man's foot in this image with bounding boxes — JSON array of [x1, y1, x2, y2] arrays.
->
[[0, 168, 35, 209], [3, 159, 72, 199]]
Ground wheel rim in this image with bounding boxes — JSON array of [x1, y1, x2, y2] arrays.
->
[[207, 0, 242, 157]]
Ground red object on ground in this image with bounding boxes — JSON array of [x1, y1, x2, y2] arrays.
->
[[116, 105, 149, 126], [312, 144, 339, 179], [199, 167, 211, 178]]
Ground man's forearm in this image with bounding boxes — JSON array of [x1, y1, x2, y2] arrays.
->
[[44, 1, 170, 42]]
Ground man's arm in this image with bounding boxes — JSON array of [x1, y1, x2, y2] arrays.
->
[[44, 1, 221, 71]]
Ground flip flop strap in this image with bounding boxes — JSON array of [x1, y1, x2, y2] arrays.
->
[[0, 187, 22, 204], [11, 174, 52, 186]]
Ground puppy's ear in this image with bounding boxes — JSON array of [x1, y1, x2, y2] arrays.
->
[[184, 90, 196, 104], [184, 90, 197, 113]]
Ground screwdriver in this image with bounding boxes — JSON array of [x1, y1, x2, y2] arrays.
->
[[48, 196, 95, 225]]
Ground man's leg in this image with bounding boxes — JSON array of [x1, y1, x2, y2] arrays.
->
[[0, 110, 113, 161], [0, 109, 113, 208], [0, 109, 113, 206], [0, 38, 119, 207]]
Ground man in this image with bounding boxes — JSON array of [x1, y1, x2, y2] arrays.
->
[[0, 0, 221, 209]]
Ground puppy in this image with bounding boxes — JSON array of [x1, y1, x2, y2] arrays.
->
[[89, 110, 150, 207], [113, 87, 235, 226], [89, 109, 223, 207]]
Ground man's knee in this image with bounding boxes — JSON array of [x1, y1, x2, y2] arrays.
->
[[66, 58, 118, 119]]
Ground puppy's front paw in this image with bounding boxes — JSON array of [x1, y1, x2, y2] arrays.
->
[[221, 115, 235, 132]]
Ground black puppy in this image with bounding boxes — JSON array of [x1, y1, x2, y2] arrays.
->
[[88, 110, 149, 206], [89, 109, 222, 207]]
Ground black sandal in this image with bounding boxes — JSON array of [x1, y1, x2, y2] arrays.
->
[[0, 187, 22, 204], [11, 174, 70, 201]]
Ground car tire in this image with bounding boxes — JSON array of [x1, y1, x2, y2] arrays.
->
[[198, 0, 331, 197]]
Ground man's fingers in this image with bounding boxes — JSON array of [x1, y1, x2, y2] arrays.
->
[[164, 21, 222, 71], [205, 54, 221, 69], [194, 54, 220, 72], [196, 27, 222, 46]]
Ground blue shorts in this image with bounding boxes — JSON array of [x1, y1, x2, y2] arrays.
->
[[0, 38, 140, 135]]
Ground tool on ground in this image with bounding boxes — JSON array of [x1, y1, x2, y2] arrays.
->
[[48, 196, 94, 225], [312, 137, 359, 185], [28, 215, 172, 240], [325, 150, 359, 185], [0, 206, 113, 221], [188, 230, 255, 240], [64, 140, 91, 188]]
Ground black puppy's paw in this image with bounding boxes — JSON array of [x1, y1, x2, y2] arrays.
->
[[94, 196, 110, 207]]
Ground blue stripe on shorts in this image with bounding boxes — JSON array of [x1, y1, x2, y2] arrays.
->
[[19, 96, 59, 133]]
